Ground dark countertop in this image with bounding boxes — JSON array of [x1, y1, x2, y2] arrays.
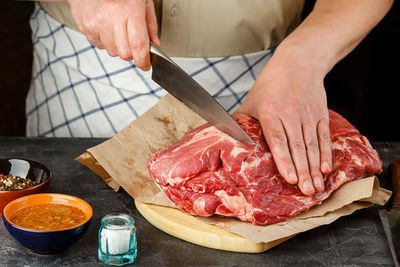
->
[[1, 137, 400, 266]]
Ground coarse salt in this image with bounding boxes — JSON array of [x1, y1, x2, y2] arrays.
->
[[100, 228, 132, 255]]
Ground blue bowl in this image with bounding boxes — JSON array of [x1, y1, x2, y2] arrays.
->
[[2, 193, 93, 255]]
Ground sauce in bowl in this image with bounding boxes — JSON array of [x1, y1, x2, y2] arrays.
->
[[10, 204, 86, 231]]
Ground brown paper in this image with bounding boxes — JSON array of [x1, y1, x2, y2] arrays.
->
[[76, 94, 392, 244], [196, 176, 391, 243]]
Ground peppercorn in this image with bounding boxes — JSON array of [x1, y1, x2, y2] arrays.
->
[[0, 174, 37, 191]]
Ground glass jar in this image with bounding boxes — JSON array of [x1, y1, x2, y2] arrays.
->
[[98, 213, 137, 266]]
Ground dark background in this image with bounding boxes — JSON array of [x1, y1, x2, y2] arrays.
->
[[0, 0, 399, 140]]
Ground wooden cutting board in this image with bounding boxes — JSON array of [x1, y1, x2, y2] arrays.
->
[[135, 199, 291, 253]]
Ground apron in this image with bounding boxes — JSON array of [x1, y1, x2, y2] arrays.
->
[[26, 4, 273, 137]]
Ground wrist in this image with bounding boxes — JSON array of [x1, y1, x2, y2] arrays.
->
[[271, 41, 330, 81]]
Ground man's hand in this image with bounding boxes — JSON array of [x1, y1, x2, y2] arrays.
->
[[236, 0, 393, 196], [236, 46, 331, 196], [67, 0, 160, 71]]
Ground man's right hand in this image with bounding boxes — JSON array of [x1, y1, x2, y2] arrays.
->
[[67, 0, 160, 71]]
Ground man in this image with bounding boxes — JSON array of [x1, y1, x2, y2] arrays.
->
[[28, 0, 393, 196]]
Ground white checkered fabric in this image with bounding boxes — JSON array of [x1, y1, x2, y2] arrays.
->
[[26, 4, 273, 137]]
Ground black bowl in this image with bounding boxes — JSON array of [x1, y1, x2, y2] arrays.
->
[[0, 158, 52, 214]]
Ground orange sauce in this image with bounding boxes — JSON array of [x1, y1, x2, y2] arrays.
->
[[10, 204, 86, 231]]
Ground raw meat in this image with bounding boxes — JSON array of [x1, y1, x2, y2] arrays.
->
[[147, 110, 382, 225]]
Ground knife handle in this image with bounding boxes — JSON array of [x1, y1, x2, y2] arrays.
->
[[390, 158, 400, 208]]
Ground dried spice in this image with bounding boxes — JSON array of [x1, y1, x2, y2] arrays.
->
[[0, 174, 37, 191]]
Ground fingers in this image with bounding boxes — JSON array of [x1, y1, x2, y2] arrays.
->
[[146, 0, 161, 47], [282, 119, 315, 196], [303, 120, 325, 192], [87, 35, 104, 49], [114, 20, 132, 60], [263, 113, 330, 196], [70, 0, 158, 69], [100, 29, 118, 57], [318, 117, 332, 174], [114, 0, 159, 66], [262, 116, 298, 185], [128, 5, 151, 71], [75, 9, 104, 50]]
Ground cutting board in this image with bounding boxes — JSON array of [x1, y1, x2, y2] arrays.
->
[[135, 199, 292, 253]]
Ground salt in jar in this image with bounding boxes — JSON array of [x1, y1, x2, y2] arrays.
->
[[98, 213, 137, 266]]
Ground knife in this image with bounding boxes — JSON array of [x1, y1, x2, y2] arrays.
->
[[149, 43, 255, 145], [379, 158, 400, 267]]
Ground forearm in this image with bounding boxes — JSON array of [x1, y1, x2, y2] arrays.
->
[[274, 0, 393, 76]]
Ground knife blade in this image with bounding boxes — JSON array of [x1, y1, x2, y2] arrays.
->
[[379, 158, 400, 267], [149, 43, 255, 145]]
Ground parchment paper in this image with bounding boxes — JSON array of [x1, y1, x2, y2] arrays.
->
[[76, 94, 392, 244]]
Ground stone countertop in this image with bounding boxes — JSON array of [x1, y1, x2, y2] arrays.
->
[[0, 137, 399, 266]]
